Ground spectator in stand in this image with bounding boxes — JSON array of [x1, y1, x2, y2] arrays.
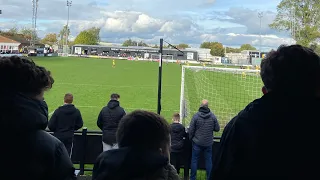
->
[[189, 99, 220, 180], [211, 45, 320, 179], [97, 93, 126, 152], [92, 110, 179, 180], [170, 113, 186, 174], [48, 93, 83, 156], [0, 56, 76, 180]]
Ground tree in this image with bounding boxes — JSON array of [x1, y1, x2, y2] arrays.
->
[[269, 0, 320, 46], [41, 33, 58, 46], [122, 39, 148, 47], [176, 43, 189, 49], [74, 30, 97, 45], [240, 44, 257, 51], [8, 27, 19, 35], [87, 27, 101, 43], [58, 25, 70, 46], [226, 47, 241, 53], [200, 42, 225, 56], [19, 27, 36, 40]]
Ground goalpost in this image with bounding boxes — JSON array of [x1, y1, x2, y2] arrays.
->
[[180, 66, 262, 128], [151, 54, 174, 62]]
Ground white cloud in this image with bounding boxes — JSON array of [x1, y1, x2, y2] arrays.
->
[[0, 0, 291, 50]]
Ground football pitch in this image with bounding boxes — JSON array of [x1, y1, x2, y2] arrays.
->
[[33, 57, 263, 131]]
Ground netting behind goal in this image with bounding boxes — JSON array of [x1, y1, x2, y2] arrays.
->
[[180, 66, 263, 128]]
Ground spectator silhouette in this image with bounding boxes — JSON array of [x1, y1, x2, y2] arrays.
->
[[211, 45, 320, 179], [189, 99, 220, 180], [170, 113, 186, 174], [48, 93, 83, 156], [0, 56, 76, 180], [92, 110, 179, 180], [97, 93, 126, 151]]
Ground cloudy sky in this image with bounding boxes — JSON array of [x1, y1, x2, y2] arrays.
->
[[0, 0, 292, 50]]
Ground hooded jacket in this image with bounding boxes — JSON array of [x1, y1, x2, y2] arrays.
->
[[0, 94, 76, 180], [48, 104, 83, 140], [189, 106, 220, 147], [97, 100, 126, 144], [92, 147, 179, 180]]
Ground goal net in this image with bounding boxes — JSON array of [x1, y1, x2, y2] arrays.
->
[[180, 66, 262, 129], [151, 54, 174, 62]]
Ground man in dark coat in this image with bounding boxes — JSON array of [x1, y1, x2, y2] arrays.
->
[[189, 99, 220, 180], [48, 93, 83, 156], [0, 56, 76, 180], [97, 93, 126, 151], [211, 45, 320, 179]]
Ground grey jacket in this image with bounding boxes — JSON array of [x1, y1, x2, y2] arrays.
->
[[189, 106, 220, 146]]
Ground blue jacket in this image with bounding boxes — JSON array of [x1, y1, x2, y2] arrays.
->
[[189, 106, 220, 147]]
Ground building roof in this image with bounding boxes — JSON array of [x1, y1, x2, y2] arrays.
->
[[1, 34, 43, 46], [0, 35, 20, 44]]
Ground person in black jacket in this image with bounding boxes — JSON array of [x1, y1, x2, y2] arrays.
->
[[48, 93, 83, 156], [92, 110, 179, 180], [211, 45, 320, 180], [97, 93, 126, 151], [189, 99, 220, 180], [170, 113, 186, 174], [0, 56, 76, 180]]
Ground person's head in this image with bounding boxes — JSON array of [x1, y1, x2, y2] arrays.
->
[[200, 99, 209, 108], [117, 110, 171, 158], [0, 56, 54, 101], [64, 93, 73, 104], [172, 113, 180, 123], [110, 93, 120, 101], [260, 45, 320, 97]]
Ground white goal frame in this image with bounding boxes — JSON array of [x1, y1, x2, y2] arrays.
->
[[179, 65, 260, 126]]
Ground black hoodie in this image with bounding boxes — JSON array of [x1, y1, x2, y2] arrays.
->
[[188, 106, 220, 147], [0, 94, 76, 180], [92, 147, 179, 180], [97, 100, 126, 144], [48, 104, 83, 140]]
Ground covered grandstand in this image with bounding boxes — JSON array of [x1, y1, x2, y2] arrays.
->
[[71, 44, 199, 61]]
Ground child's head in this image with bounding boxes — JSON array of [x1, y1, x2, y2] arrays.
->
[[172, 113, 180, 123], [117, 110, 171, 158]]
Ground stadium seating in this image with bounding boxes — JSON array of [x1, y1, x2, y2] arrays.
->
[[47, 128, 221, 180]]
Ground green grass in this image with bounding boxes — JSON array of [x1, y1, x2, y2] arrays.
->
[[32, 57, 262, 132], [34, 57, 181, 129]]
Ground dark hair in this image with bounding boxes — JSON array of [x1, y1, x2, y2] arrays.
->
[[64, 93, 73, 104], [0, 56, 54, 97], [260, 45, 320, 95], [172, 113, 180, 121], [117, 110, 171, 150], [110, 93, 120, 100]]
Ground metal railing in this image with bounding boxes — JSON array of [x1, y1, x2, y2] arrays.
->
[[47, 128, 221, 180]]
